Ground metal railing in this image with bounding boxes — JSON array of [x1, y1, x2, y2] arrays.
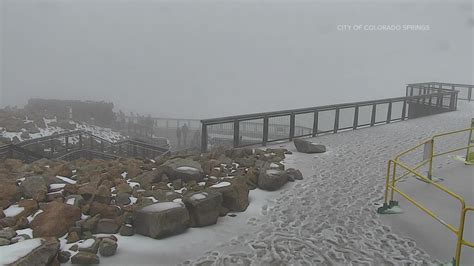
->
[[200, 86, 460, 152], [379, 127, 474, 265], [407, 82, 472, 101], [0, 130, 170, 162]]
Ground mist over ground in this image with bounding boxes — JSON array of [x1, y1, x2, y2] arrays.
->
[[0, 0, 472, 119]]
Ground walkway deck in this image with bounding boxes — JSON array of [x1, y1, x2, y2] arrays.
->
[[186, 101, 473, 265]]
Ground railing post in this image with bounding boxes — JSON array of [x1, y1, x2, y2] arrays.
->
[[289, 114, 295, 140], [201, 123, 208, 153], [233, 120, 240, 148], [312, 111, 318, 137], [263, 116, 269, 146], [333, 108, 339, 133], [353, 106, 359, 130], [386, 102, 392, 123], [401, 100, 407, 120], [370, 104, 377, 126]]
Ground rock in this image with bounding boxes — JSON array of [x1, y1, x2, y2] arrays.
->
[[99, 238, 118, 257], [183, 190, 222, 227], [10, 234, 31, 244], [293, 138, 326, 153], [158, 158, 205, 182], [133, 170, 161, 190], [89, 202, 121, 219], [58, 250, 71, 263], [225, 148, 253, 159], [77, 184, 97, 201], [81, 214, 101, 233], [115, 192, 131, 205], [93, 185, 111, 204], [52, 164, 73, 177], [66, 231, 80, 244], [285, 168, 303, 181], [20, 176, 48, 201], [258, 168, 289, 191], [0, 180, 21, 209], [133, 202, 189, 239], [65, 195, 85, 208], [209, 179, 249, 212], [95, 218, 119, 234], [119, 224, 134, 236], [0, 237, 10, 246], [172, 179, 182, 189], [78, 238, 100, 254], [116, 183, 133, 194], [30, 201, 81, 238], [218, 206, 229, 217], [2, 159, 23, 171], [9, 237, 60, 266], [0, 227, 17, 240], [71, 251, 100, 264], [234, 157, 257, 168]]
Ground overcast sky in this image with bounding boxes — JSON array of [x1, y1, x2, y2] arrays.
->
[[0, 0, 472, 119]]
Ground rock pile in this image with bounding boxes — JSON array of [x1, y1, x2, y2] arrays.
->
[[0, 145, 303, 264]]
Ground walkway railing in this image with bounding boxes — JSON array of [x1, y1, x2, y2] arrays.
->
[[200, 86, 460, 152], [407, 82, 472, 101], [0, 130, 170, 162], [378, 127, 474, 265]]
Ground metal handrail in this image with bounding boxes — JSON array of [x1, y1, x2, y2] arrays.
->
[[381, 127, 474, 265]]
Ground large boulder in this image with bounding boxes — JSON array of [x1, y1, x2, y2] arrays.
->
[[20, 176, 48, 201], [6, 237, 60, 266], [293, 138, 326, 154], [183, 190, 222, 227], [0, 180, 21, 209], [258, 168, 289, 191], [71, 251, 100, 264], [133, 202, 189, 239], [30, 201, 81, 238], [158, 158, 204, 182], [209, 179, 249, 212]]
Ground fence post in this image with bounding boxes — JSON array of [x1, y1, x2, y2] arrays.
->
[[402, 100, 407, 120], [370, 104, 377, 126], [201, 123, 208, 153], [289, 114, 295, 140], [353, 106, 359, 129], [233, 120, 240, 148], [263, 116, 269, 146], [312, 111, 318, 137], [386, 102, 392, 123], [333, 108, 339, 133]]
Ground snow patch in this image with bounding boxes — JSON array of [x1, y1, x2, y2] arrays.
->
[[210, 182, 231, 188], [140, 202, 183, 212], [0, 238, 42, 265]]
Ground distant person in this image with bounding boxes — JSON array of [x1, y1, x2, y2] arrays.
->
[[176, 126, 182, 147], [182, 124, 189, 146]]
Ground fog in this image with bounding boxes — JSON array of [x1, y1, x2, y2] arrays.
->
[[0, 0, 472, 119]]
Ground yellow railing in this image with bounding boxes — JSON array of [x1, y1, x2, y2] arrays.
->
[[379, 127, 474, 265]]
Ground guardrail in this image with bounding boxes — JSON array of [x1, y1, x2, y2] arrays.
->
[[200, 87, 460, 152], [407, 82, 472, 101], [0, 130, 170, 162], [378, 127, 474, 265]]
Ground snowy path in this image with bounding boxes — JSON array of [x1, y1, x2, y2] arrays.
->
[[186, 102, 473, 265]]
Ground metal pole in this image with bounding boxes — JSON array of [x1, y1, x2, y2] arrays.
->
[[353, 106, 359, 129], [312, 111, 318, 137], [201, 123, 208, 153], [386, 102, 392, 123], [370, 104, 377, 126], [333, 108, 339, 133], [233, 120, 240, 148], [289, 114, 295, 140], [263, 116, 269, 146], [401, 100, 407, 120]]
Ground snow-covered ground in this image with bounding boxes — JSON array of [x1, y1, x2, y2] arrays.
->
[[0, 118, 124, 143], [182, 101, 473, 265]]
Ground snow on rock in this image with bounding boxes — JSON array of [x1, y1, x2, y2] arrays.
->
[[3, 205, 25, 217], [0, 238, 42, 265], [210, 182, 231, 188], [76, 238, 95, 249], [176, 166, 199, 173], [190, 192, 208, 201], [140, 202, 183, 213], [49, 183, 66, 190], [56, 176, 77, 184]]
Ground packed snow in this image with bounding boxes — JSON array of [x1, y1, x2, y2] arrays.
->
[[3, 205, 24, 217], [0, 238, 42, 265], [210, 182, 231, 188], [140, 202, 183, 212]]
